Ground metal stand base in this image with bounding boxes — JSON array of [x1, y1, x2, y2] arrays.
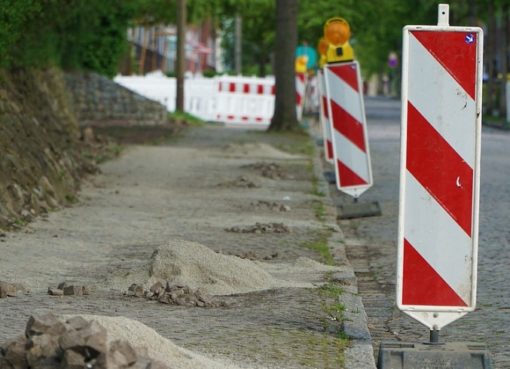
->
[[323, 171, 336, 184], [377, 341, 494, 369], [337, 201, 381, 219]]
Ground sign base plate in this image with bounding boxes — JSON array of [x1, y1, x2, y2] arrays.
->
[[378, 341, 493, 369], [337, 201, 381, 219], [323, 171, 336, 184]]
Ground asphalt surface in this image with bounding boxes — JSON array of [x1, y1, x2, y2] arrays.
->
[[329, 96, 510, 368]]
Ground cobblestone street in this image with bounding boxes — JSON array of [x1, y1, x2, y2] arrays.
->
[[329, 97, 510, 368]]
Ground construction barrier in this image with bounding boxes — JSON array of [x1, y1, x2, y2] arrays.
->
[[397, 15, 483, 330], [114, 73, 311, 127], [324, 61, 373, 198]]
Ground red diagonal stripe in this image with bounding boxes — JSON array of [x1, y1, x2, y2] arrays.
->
[[330, 99, 366, 152], [257, 85, 263, 94], [330, 64, 358, 92], [326, 140, 334, 161], [229, 83, 235, 92], [296, 92, 302, 106], [411, 31, 476, 99], [322, 97, 329, 118], [407, 102, 473, 235], [296, 73, 306, 83], [243, 84, 250, 93], [337, 160, 367, 187], [403, 239, 467, 306]]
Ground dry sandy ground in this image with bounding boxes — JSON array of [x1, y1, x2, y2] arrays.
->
[[0, 125, 351, 368]]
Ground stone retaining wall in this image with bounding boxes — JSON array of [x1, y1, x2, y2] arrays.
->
[[64, 72, 167, 127]]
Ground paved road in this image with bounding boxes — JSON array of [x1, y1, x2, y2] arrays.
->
[[332, 97, 510, 368]]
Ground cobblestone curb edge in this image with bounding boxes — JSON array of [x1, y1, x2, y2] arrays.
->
[[311, 145, 377, 369]]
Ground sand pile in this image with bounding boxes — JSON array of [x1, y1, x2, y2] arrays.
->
[[110, 240, 342, 296], [222, 143, 303, 160], [62, 315, 255, 369], [147, 240, 294, 295]]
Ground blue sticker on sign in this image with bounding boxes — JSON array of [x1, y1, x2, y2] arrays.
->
[[465, 33, 474, 44]]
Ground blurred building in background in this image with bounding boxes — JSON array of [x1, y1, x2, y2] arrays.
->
[[120, 19, 220, 76]]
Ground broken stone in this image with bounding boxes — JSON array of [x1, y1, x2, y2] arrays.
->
[[62, 286, 83, 296], [57, 282, 68, 290], [149, 282, 164, 297], [61, 349, 86, 369], [242, 162, 289, 179], [0, 357, 14, 369], [26, 334, 61, 367], [218, 176, 258, 188], [64, 316, 89, 331], [2, 336, 28, 369], [108, 340, 137, 368], [0, 282, 17, 298], [47, 288, 63, 296], [25, 314, 66, 338], [59, 320, 107, 360], [127, 284, 145, 298], [82, 286, 90, 295], [225, 222, 290, 234]]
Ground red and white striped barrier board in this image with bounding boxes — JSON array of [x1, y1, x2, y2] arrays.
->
[[295, 73, 307, 122], [397, 23, 483, 330], [324, 61, 373, 198], [317, 69, 334, 163], [215, 77, 275, 127]]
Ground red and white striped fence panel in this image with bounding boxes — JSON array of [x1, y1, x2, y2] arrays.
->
[[317, 69, 334, 163], [397, 23, 483, 330], [324, 61, 373, 198], [295, 73, 307, 122], [215, 77, 275, 127]]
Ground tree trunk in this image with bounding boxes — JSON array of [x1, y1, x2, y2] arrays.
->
[[268, 0, 298, 131], [486, 0, 496, 116], [499, 3, 509, 119], [176, 0, 186, 112], [234, 14, 242, 75]]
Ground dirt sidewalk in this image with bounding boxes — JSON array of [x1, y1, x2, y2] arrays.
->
[[0, 124, 374, 368]]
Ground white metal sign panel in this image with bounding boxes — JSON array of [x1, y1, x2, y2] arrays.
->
[[397, 24, 483, 330], [324, 61, 373, 198]]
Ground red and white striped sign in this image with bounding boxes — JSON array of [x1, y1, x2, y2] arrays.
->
[[324, 61, 373, 198], [397, 25, 483, 329], [317, 69, 334, 163], [296, 73, 307, 122]]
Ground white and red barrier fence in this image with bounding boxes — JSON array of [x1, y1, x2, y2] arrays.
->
[[114, 73, 311, 128]]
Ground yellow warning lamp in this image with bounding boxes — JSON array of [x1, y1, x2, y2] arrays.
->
[[323, 17, 355, 63], [295, 55, 308, 73], [317, 37, 328, 68]]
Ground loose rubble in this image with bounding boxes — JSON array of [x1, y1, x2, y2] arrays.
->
[[250, 200, 290, 212], [242, 162, 290, 179], [47, 282, 90, 296], [0, 282, 17, 298], [224, 222, 290, 234], [0, 313, 168, 369], [217, 176, 258, 188], [222, 251, 279, 261], [126, 282, 222, 308]]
